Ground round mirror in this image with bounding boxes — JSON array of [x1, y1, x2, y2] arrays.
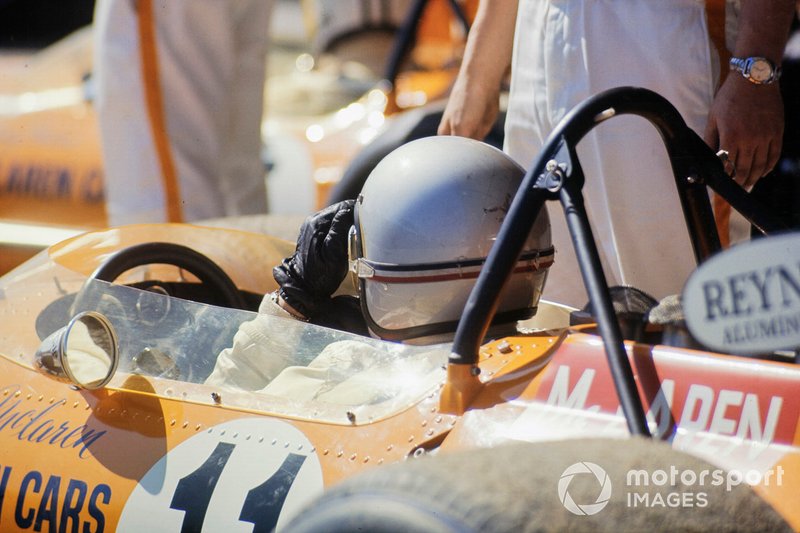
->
[[35, 312, 119, 389]]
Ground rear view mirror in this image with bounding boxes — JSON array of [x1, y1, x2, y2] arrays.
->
[[35, 311, 119, 389]]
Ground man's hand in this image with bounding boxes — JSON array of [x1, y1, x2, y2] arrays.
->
[[273, 200, 355, 319], [704, 0, 796, 189], [704, 75, 784, 189], [438, 75, 501, 140]]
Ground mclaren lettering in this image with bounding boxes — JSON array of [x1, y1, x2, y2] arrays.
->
[[0, 386, 107, 459], [544, 368, 784, 444], [1, 163, 104, 203], [3, 164, 72, 200]]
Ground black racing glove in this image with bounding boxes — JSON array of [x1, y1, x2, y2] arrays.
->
[[273, 200, 355, 319]]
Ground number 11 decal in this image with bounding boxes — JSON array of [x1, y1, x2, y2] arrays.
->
[[239, 453, 306, 532], [118, 419, 323, 532]]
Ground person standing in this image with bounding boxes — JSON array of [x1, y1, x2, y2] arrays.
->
[[93, 0, 273, 225], [439, 0, 795, 308]]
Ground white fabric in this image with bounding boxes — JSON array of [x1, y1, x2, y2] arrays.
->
[[505, 0, 717, 307], [204, 294, 445, 406], [93, 0, 273, 225], [260, 339, 394, 404], [204, 292, 298, 390]]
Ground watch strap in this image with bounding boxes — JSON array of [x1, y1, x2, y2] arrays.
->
[[729, 56, 781, 85]]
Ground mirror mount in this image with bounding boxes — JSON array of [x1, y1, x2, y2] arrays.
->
[[35, 311, 119, 389]]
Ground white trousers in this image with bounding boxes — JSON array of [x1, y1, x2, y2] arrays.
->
[[93, 0, 273, 225], [505, 0, 718, 307]]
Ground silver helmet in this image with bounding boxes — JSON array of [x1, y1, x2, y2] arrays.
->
[[349, 136, 553, 341]]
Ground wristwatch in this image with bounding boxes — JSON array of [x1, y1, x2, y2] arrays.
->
[[729, 56, 781, 85]]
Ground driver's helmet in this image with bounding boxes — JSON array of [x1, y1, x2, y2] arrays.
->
[[349, 136, 553, 341]]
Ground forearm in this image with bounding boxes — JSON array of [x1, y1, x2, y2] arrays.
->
[[439, 0, 519, 138], [733, 0, 795, 63], [458, 0, 518, 89]]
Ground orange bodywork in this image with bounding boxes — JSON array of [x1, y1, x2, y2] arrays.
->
[[0, 224, 797, 530]]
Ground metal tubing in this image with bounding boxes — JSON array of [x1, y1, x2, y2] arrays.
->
[[560, 183, 650, 436], [449, 86, 785, 438]]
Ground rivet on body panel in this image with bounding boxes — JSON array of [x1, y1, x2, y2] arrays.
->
[[497, 340, 513, 354]]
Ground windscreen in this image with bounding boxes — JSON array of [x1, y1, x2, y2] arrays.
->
[[0, 252, 449, 423]]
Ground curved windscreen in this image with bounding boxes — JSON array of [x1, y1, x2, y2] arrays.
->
[[0, 250, 449, 424]]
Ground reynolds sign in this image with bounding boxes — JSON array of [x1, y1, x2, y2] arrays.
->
[[683, 232, 800, 355]]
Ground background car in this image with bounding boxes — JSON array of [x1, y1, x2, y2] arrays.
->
[[0, 0, 481, 274]]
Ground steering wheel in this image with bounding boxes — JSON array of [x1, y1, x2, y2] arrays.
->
[[80, 242, 248, 310]]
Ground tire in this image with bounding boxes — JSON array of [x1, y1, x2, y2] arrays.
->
[[283, 438, 790, 533]]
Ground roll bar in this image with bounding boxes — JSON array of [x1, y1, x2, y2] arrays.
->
[[449, 86, 786, 436]]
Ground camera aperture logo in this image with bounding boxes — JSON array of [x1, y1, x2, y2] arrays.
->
[[558, 462, 612, 516], [558, 462, 784, 516]]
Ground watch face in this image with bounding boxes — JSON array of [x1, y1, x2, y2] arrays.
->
[[749, 58, 773, 83]]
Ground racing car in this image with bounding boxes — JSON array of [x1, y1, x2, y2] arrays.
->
[[0, 87, 797, 532]]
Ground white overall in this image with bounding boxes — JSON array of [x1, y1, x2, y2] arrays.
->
[[505, 0, 719, 307], [93, 0, 273, 225]]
